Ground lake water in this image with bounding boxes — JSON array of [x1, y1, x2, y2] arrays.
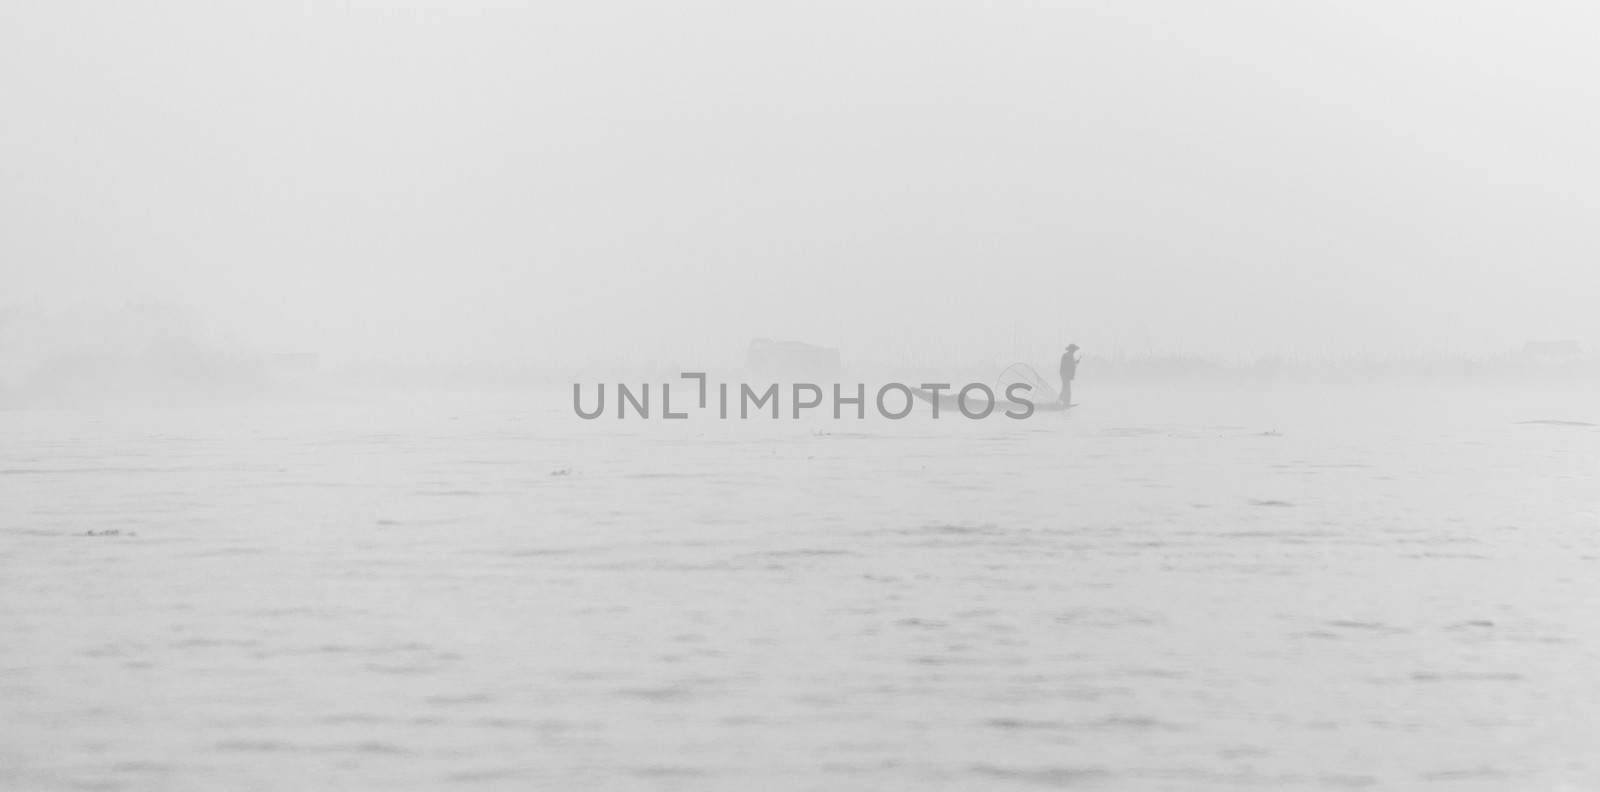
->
[[3, 382, 1598, 790]]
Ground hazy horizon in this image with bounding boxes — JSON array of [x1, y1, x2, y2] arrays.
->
[[6, 7, 1600, 788], [6, 1, 1599, 369]]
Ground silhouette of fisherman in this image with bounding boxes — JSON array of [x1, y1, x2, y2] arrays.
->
[[1058, 344, 1080, 405]]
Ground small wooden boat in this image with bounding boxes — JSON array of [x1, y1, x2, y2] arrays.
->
[[910, 387, 1072, 415]]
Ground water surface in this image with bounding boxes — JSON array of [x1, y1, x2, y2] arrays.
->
[[3, 383, 1597, 790]]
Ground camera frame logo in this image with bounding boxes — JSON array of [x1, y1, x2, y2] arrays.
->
[[573, 372, 1063, 420]]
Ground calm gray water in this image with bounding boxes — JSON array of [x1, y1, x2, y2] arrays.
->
[[3, 383, 1598, 791]]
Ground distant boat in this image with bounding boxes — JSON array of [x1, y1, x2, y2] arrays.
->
[[745, 338, 841, 379], [911, 387, 1072, 414], [908, 362, 1072, 415]]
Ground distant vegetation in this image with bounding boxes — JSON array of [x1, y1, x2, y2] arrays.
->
[[0, 301, 269, 407]]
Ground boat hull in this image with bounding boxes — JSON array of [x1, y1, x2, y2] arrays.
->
[[910, 388, 1071, 415]]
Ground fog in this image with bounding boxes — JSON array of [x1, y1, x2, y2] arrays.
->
[[5, 1, 1599, 374], [8, 7, 1600, 788]]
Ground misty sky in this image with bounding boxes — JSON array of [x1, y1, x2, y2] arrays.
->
[[4, 1, 1598, 368]]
